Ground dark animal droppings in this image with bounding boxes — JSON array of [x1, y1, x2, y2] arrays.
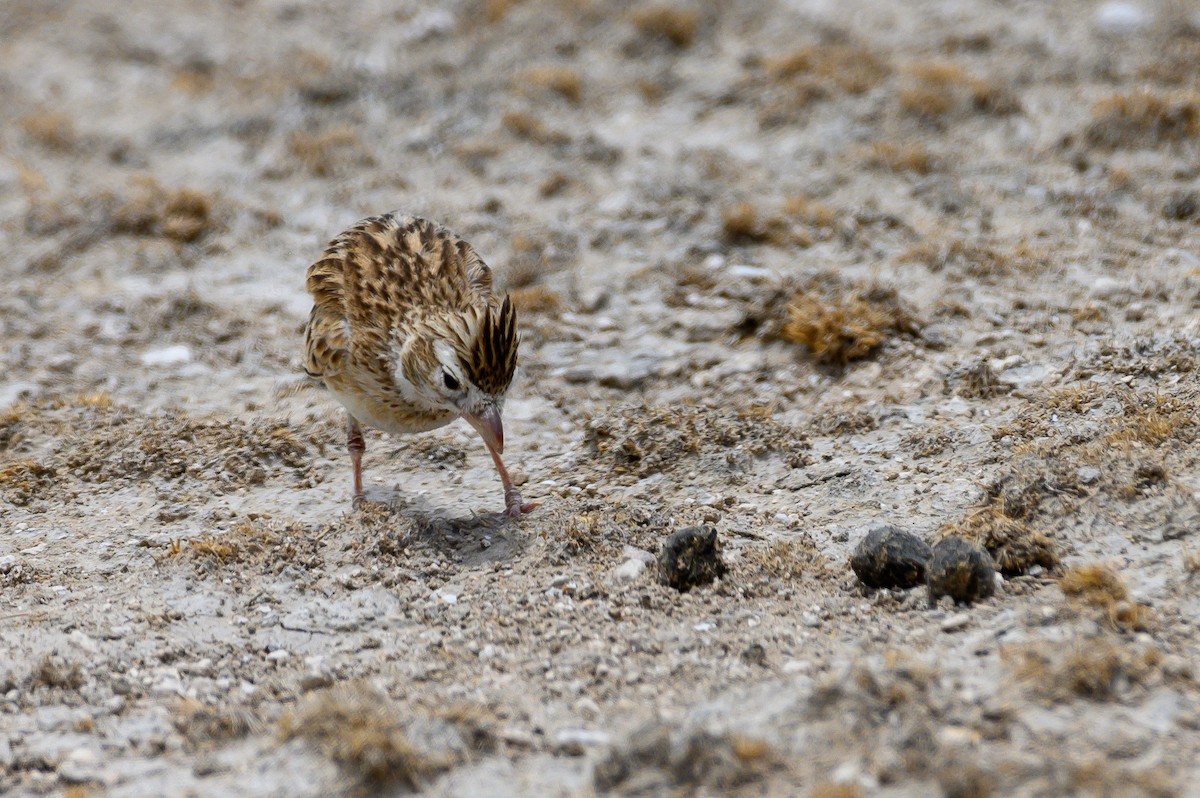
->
[[657, 526, 727, 592], [927, 536, 997, 607], [850, 525, 933, 589]]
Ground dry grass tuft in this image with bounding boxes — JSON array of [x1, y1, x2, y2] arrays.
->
[[781, 288, 919, 365], [1059, 563, 1152, 632], [899, 237, 1048, 278], [899, 61, 1020, 120], [722, 201, 813, 247], [755, 42, 889, 127], [862, 141, 935, 174], [744, 538, 826, 581], [22, 110, 79, 152], [483, 0, 522, 23], [280, 684, 445, 789], [1184, 548, 1200, 574], [521, 67, 583, 103], [1006, 637, 1160, 702], [1085, 90, 1200, 148], [501, 111, 571, 145], [1059, 563, 1128, 603], [163, 521, 302, 568], [104, 178, 218, 243], [31, 655, 84, 690], [1106, 393, 1194, 448], [173, 697, 258, 746], [766, 43, 890, 94], [935, 763, 994, 798], [939, 469, 1061, 575], [288, 128, 374, 177], [629, 6, 698, 48], [809, 785, 865, 798], [508, 286, 563, 317], [0, 459, 58, 506], [722, 202, 763, 242], [584, 403, 810, 481]]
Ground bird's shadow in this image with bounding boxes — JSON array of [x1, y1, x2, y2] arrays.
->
[[407, 506, 524, 567]]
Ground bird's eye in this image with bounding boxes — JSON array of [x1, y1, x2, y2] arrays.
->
[[443, 372, 461, 391]]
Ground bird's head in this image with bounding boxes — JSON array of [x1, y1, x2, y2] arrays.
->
[[406, 296, 519, 454]]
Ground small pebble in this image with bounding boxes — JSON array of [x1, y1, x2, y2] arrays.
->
[[927, 537, 997, 607], [614, 558, 646, 583], [657, 527, 727, 592], [940, 612, 971, 633]]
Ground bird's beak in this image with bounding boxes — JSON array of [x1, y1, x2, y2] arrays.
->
[[464, 404, 504, 455]]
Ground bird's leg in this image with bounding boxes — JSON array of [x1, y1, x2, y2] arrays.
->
[[347, 416, 366, 509], [483, 443, 537, 517]]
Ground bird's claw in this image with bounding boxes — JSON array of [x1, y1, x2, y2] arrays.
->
[[503, 488, 538, 518]]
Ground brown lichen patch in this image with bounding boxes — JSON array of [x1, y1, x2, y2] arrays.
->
[[1004, 637, 1161, 703], [861, 141, 935, 174], [782, 287, 920, 365], [280, 684, 449, 790], [629, 6, 699, 49], [1085, 90, 1200, 148], [520, 67, 583, 103], [583, 403, 810, 481], [899, 61, 1020, 121], [1059, 563, 1152, 633]]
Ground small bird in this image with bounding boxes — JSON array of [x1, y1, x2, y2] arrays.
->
[[302, 212, 535, 517]]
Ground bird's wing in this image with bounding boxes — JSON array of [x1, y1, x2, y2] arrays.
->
[[303, 251, 350, 380]]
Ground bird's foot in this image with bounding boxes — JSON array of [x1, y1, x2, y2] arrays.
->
[[351, 493, 367, 511], [502, 487, 538, 518]]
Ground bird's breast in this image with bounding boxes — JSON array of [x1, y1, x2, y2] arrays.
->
[[324, 378, 455, 435]]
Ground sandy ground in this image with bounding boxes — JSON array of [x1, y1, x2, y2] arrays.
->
[[2, 0, 1200, 795]]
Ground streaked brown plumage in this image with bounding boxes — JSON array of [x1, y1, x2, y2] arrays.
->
[[303, 212, 534, 516]]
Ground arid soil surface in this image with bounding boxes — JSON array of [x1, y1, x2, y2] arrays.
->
[[3, 1, 1200, 795]]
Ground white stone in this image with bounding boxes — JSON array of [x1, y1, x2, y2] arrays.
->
[[1090, 276, 1125, 298], [614, 558, 647, 583], [1094, 2, 1151, 35], [140, 345, 192, 367]]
